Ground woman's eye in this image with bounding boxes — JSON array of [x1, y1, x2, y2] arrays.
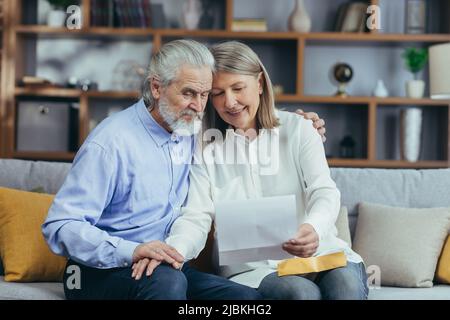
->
[[233, 87, 243, 92], [212, 92, 224, 97]]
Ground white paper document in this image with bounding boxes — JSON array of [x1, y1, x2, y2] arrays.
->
[[215, 194, 298, 265]]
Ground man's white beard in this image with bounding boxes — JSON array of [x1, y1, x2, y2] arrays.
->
[[158, 98, 203, 136]]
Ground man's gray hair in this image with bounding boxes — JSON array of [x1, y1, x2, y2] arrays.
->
[[142, 39, 215, 107]]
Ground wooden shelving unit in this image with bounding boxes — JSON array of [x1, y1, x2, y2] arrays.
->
[[1, 0, 450, 168]]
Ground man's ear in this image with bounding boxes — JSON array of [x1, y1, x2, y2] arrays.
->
[[150, 77, 162, 100]]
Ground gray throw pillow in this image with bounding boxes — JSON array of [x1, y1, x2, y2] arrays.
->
[[353, 202, 450, 288]]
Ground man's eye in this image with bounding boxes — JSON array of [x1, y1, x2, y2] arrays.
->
[[211, 92, 223, 97], [184, 92, 194, 97]]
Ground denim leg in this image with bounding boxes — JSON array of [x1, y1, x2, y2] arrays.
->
[[315, 262, 369, 300], [136, 264, 188, 300], [258, 272, 322, 300], [63, 260, 188, 300], [183, 264, 262, 300]]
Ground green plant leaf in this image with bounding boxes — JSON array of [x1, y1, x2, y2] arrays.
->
[[402, 48, 428, 75]]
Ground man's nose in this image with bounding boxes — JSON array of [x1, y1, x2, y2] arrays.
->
[[190, 95, 203, 112]]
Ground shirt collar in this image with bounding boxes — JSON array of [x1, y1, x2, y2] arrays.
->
[[136, 99, 173, 147]]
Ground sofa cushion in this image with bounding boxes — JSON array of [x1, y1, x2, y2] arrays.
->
[[436, 236, 450, 284], [368, 285, 450, 300], [353, 202, 450, 288], [0, 276, 64, 300], [0, 187, 67, 282], [331, 168, 450, 239], [0, 159, 71, 194]]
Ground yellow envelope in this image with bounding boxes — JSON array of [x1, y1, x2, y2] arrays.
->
[[277, 251, 347, 276]]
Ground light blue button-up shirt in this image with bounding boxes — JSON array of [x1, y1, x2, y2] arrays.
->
[[42, 99, 194, 269]]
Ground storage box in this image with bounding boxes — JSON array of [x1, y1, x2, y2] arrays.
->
[[16, 101, 72, 152]]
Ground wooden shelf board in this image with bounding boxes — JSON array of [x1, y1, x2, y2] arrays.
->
[[15, 87, 82, 97], [14, 26, 450, 43], [87, 91, 140, 99], [293, 96, 450, 106], [15, 88, 139, 99], [13, 151, 75, 161]]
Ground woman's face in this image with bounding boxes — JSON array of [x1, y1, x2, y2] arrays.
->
[[210, 71, 263, 132]]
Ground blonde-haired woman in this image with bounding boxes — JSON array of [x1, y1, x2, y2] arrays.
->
[[136, 41, 368, 300]]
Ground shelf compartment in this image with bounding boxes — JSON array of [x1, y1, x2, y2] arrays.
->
[[376, 105, 449, 162], [278, 103, 369, 160]]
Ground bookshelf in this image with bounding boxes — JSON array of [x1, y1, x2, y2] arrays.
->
[[1, 0, 450, 168]]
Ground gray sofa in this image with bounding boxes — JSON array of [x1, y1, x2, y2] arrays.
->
[[0, 158, 449, 300]]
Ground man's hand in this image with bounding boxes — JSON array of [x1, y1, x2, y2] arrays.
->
[[296, 109, 326, 142], [132, 240, 184, 270], [131, 258, 162, 280], [282, 223, 319, 258]]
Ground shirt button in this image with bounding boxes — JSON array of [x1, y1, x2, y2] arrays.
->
[[98, 263, 102, 268], [123, 262, 129, 267]]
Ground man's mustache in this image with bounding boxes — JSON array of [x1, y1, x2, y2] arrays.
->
[[179, 109, 204, 120]]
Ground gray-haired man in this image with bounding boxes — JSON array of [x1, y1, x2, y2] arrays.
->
[[42, 39, 262, 300]]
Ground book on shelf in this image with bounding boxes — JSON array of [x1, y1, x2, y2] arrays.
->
[[334, 2, 369, 33], [231, 19, 268, 32], [91, 0, 152, 28]]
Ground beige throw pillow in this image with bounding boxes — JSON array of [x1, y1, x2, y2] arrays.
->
[[353, 202, 450, 288], [335, 206, 352, 247]]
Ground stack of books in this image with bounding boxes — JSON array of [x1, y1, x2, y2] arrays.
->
[[231, 19, 268, 32], [91, 0, 152, 28]]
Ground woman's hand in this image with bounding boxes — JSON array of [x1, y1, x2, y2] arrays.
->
[[296, 109, 326, 142], [131, 258, 162, 280], [282, 223, 319, 258]]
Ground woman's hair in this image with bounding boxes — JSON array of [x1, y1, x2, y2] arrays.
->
[[205, 41, 279, 135], [142, 39, 215, 108]]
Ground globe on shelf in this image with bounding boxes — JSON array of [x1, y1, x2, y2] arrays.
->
[[331, 63, 353, 97]]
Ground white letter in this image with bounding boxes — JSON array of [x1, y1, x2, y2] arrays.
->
[[67, 5, 82, 30]]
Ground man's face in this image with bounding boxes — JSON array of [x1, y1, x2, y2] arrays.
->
[[154, 65, 212, 135]]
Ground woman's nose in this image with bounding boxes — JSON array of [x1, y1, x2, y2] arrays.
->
[[224, 91, 236, 109]]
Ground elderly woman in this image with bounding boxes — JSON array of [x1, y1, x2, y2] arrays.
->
[[135, 41, 368, 300]]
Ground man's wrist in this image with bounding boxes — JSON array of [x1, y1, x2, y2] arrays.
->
[[115, 239, 140, 267]]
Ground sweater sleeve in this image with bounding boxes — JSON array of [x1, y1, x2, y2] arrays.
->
[[165, 144, 214, 261], [296, 118, 341, 241]]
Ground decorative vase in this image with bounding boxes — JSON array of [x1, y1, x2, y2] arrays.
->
[[406, 80, 425, 98], [47, 9, 66, 27], [182, 0, 202, 30], [400, 107, 422, 162], [288, 0, 311, 32], [373, 79, 389, 97]]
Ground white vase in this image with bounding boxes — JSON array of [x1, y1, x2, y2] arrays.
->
[[182, 0, 202, 30], [400, 108, 422, 162], [406, 80, 425, 98], [47, 9, 66, 27], [373, 79, 389, 97], [288, 0, 311, 32]]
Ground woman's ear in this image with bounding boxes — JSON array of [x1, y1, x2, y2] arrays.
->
[[150, 77, 162, 99], [257, 72, 264, 95]]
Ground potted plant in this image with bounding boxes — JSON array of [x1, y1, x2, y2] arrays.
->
[[402, 47, 428, 98], [46, 0, 73, 27]]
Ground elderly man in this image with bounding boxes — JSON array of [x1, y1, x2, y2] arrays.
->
[[42, 40, 262, 300], [43, 39, 325, 300]]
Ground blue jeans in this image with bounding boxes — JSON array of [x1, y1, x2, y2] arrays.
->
[[258, 262, 369, 300], [64, 260, 262, 300]]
